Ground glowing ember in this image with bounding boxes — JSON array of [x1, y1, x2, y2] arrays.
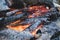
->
[[28, 5, 49, 18], [9, 20, 21, 26], [15, 12, 22, 15], [31, 24, 43, 36], [28, 5, 49, 13], [6, 5, 48, 36], [7, 24, 30, 32]]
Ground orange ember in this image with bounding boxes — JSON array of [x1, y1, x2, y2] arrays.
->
[[9, 20, 21, 26], [7, 24, 30, 32], [6, 5, 47, 36], [28, 5, 49, 18], [15, 12, 22, 15], [31, 24, 43, 36], [28, 5, 49, 13]]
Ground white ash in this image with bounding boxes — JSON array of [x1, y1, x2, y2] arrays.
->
[[0, 0, 9, 11], [37, 18, 60, 40], [0, 29, 33, 40]]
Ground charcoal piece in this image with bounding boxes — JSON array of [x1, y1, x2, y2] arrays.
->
[[41, 22, 60, 37], [25, 20, 41, 31], [20, 17, 48, 25], [5, 0, 25, 9], [6, 9, 19, 16], [0, 18, 7, 30], [23, 0, 54, 8], [0, 10, 10, 17], [20, 18, 39, 24], [36, 0, 54, 8], [0, 9, 19, 17], [0, 13, 26, 30], [35, 29, 42, 39], [43, 8, 59, 21], [36, 29, 41, 34], [30, 37, 36, 40], [50, 31, 60, 40], [4, 13, 26, 24]]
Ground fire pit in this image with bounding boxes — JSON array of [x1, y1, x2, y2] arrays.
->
[[0, 0, 60, 40]]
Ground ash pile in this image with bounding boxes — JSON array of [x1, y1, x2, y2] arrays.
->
[[0, 0, 60, 40]]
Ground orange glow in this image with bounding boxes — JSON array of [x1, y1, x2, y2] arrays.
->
[[31, 24, 43, 36], [7, 24, 30, 32], [28, 5, 49, 12], [15, 11, 22, 15], [28, 5, 49, 18], [6, 5, 46, 36], [9, 20, 21, 26]]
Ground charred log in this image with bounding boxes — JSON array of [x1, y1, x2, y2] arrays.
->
[[4, 13, 26, 24], [5, 0, 25, 9], [25, 21, 41, 31], [30, 37, 36, 40], [23, 0, 54, 8], [0, 10, 10, 17], [0, 13, 26, 30]]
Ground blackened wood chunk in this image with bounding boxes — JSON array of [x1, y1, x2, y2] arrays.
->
[[0, 18, 7, 30], [50, 31, 60, 40], [30, 37, 36, 40], [0, 10, 10, 17], [23, 0, 54, 8], [5, 0, 25, 9]]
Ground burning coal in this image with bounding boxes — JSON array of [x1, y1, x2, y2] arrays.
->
[[0, 0, 60, 40]]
